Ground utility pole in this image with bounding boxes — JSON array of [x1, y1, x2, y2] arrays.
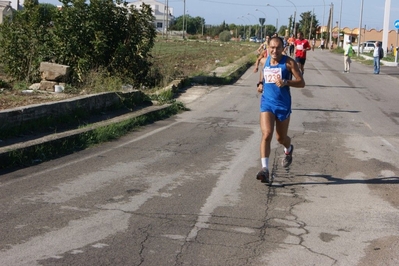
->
[[309, 9, 314, 40], [162, 0, 166, 38], [322, 0, 325, 36], [338, 0, 342, 47], [382, 0, 391, 56], [165, 0, 169, 39], [182, 0, 186, 39], [287, 0, 297, 36], [357, 0, 364, 56], [329, 3, 334, 50]]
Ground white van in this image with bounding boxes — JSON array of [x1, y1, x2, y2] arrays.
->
[[352, 42, 376, 53]]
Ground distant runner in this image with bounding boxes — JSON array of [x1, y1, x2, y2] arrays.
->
[[294, 32, 311, 75]]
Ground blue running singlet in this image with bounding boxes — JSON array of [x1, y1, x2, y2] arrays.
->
[[260, 55, 292, 121]]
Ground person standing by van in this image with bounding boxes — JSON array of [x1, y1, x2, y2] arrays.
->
[[343, 41, 353, 73], [373, 41, 383, 74]]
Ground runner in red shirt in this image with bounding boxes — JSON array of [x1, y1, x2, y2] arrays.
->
[[294, 32, 311, 75]]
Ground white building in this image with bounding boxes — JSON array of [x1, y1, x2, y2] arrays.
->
[[0, 1, 13, 23], [128, 0, 174, 32], [9, 0, 22, 10]]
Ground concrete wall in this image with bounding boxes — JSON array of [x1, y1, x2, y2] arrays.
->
[[0, 90, 149, 136]]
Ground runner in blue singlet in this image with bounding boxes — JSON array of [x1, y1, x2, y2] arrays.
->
[[260, 55, 292, 121], [255, 37, 305, 184]]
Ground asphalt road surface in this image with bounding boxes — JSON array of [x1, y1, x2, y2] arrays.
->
[[1, 50, 399, 266]]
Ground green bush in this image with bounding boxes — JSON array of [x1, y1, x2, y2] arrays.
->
[[219, 31, 232, 42], [0, 0, 156, 88], [0, 2, 56, 82], [0, 79, 11, 89]]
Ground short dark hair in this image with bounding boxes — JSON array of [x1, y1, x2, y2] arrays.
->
[[270, 36, 284, 47]]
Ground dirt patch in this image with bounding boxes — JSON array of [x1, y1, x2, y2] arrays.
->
[[0, 89, 80, 110]]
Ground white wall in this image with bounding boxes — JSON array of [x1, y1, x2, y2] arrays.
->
[[10, 0, 23, 10]]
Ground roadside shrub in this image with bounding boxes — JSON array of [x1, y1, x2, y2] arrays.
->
[[81, 68, 123, 93], [0, 0, 156, 88], [0, 79, 12, 89], [218, 31, 232, 42], [0, 2, 56, 82]]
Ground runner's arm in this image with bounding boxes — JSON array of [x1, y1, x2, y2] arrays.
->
[[257, 62, 265, 93], [284, 57, 305, 88], [253, 53, 263, 72], [305, 41, 312, 51], [256, 43, 263, 53]]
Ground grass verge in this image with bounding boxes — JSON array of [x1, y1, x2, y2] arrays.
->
[[331, 46, 396, 66]]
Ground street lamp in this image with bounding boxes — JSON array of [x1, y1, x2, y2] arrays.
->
[[242, 16, 251, 40], [185, 10, 189, 38], [286, 0, 297, 36], [182, 0, 186, 39], [237, 17, 246, 41], [338, 0, 343, 47], [241, 15, 250, 25], [322, 0, 325, 35], [255, 8, 266, 19], [248, 13, 258, 39], [255, 9, 266, 42], [266, 4, 280, 31], [247, 13, 258, 23]]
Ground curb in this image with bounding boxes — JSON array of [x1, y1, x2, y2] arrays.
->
[[359, 54, 398, 66]]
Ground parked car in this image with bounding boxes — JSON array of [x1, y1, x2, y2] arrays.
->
[[352, 42, 376, 53], [249, 36, 257, 42]]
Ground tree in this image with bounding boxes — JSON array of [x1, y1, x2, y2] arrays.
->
[[263, 25, 276, 37], [219, 30, 231, 42], [298, 11, 319, 39], [170, 15, 205, 35], [278, 25, 288, 37], [190, 16, 205, 34], [0, 2, 56, 82], [207, 20, 230, 37]]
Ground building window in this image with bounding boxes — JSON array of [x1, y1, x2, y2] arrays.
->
[[157, 22, 163, 28]]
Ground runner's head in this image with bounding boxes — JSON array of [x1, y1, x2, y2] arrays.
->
[[268, 37, 284, 60], [297, 32, 304, 40]]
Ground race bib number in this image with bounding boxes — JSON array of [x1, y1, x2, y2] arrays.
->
[[263, 67, 282, 83], [296, 44, 304, 50]]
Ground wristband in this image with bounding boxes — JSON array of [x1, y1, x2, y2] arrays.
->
[[257, 81, 263, 87]]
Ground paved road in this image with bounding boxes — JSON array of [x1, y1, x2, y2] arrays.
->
[[0, 50, 398, 266]]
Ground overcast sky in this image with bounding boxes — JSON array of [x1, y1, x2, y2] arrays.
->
[[34, 0, 399, 31]]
